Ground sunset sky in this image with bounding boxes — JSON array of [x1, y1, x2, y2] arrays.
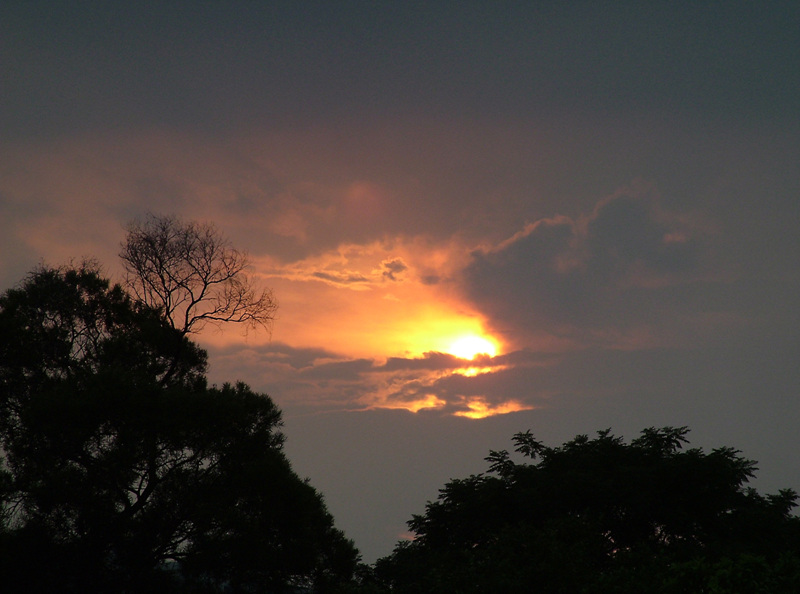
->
[[2, 2, 799, 561]]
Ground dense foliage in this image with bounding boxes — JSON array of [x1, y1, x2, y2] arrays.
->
[[375, 428, 800, 593], [0, 264, 357, 593]]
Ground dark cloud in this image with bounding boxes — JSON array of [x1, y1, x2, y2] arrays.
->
[[587, 191, 698, 276], [379, 352, 463, 372], [311, 271, 370, 285], [208, 342, 343, 376], [207, 342, 524, 414], [298, 358, 375, 380], [463, 187, 706, 342], [419, 274, 441, 285], [206, 342, 370, 410], [380, 257, 408, 281]]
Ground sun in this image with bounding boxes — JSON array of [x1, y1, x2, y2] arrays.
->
[[447, 334, 498, 360]]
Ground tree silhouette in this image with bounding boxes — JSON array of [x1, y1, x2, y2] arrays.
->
[[120, 214, 277, 336], [376, 427, 800, 593], [0, 263, 356, 593]]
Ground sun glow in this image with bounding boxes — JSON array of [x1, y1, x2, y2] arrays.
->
[[447, 335, 498, 360], [371, 394, 446, 413], [453, 365, 507, 377]]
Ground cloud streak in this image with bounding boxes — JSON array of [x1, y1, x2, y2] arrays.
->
[[207, 340, 539, 418]]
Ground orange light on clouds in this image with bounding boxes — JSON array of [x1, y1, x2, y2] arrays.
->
[[243, 239, 506, 362], [373, 394, 447, 413], [454, 398, 534, 420], [446, 334, 498, 360], [453, 365, 507, 377], [207, 237, 525, 419]]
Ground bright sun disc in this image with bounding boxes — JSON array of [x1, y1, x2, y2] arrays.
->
[[448, 335, 497, 360]]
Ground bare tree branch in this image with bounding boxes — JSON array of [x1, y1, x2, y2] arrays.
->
[[120, 214, 277, 336]]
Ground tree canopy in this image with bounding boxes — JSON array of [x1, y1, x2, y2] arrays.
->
[[0, 263, 357, 593], [375, 428, 800, 593]]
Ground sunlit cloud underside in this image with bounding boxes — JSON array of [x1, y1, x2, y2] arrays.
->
[[201, 236, 530, 418], [354, 355, 528, 419]]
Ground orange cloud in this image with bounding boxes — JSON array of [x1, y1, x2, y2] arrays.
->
[[238, 238, 505, 362], [453, 398, 535, 419], [373, 393, 447, 413], [197, 233, 536, 419]]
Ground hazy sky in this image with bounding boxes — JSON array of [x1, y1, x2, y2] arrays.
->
[[2, 2, 799, 562]]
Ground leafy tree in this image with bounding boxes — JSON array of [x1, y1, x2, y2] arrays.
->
[[375, 427, 800, 593], [0, 263, 357, 593], [120, 214, 277, 336]]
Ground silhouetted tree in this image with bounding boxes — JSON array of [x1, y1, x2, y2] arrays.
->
[[375, 428, 800, 593], [0, 263, 357, 593], [120, 214, 277, 336]]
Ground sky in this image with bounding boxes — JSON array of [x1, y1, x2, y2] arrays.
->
[[2, 1, 799, 562]]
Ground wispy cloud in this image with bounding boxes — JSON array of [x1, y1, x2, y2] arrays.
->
[[311, 271, 371, 286]]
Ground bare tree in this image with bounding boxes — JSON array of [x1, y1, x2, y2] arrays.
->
[[120, 214, 277, 335]]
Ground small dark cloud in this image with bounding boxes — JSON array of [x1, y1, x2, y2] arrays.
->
[[208, 342, 345, 373], [379, 352, 462, 372], [299, 358, 375, 380], [383, 379, 435, 405], [380, 257, 408, 281], [311, 271, 370, 284]]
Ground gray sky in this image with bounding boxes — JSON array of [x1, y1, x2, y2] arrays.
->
[[2, 1, 799, 562]]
